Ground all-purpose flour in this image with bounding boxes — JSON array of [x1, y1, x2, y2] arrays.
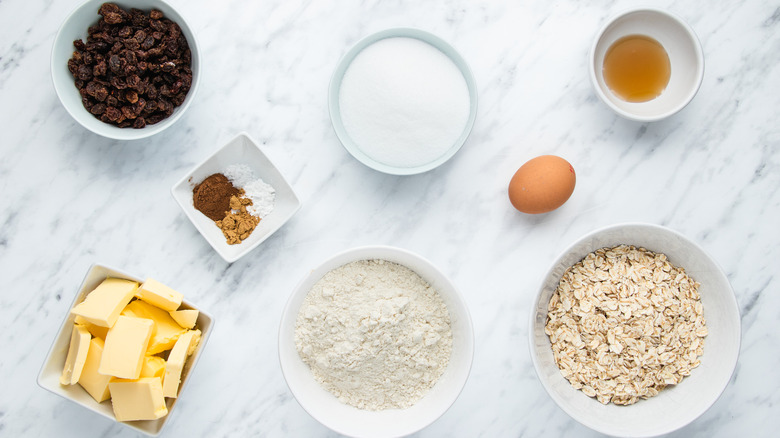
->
[[338, 37, 471, 168], [295, 259, 453, 410]]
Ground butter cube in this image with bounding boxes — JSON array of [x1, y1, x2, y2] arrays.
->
[[162, 330, 198, 398], [60, 324, 91, 385], [77, 337, 111, 402], [71, 278, 138, 328], [122, 300, 188, 355], [141, 355, 166, 379], [109, 377, 168, 421], [137, 278, 183, 312], [99, 316, 153, 379], [169, 309, 198, 329], [186, 329, 202, 356], [74, 315, 108, 340]]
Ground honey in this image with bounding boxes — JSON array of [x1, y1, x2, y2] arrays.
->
[[603, 35, 671, 102]]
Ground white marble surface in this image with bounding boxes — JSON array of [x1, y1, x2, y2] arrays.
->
[[1, 0, 778, 436]]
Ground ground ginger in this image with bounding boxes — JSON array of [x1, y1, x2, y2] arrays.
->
[[215, 191, 260, 245]]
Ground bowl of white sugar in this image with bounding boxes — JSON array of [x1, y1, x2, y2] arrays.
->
[[278, 246, 474, 438], [329, 28, 478, 175]]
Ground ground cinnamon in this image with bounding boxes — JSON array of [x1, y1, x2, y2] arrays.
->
[[193, 173, 238, 221]]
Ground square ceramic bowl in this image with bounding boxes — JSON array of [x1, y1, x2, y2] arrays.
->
[[171, 132, 301, 263], [329, 28, 478, 175], [37, 263, 214, 436], [530, 223, 741, 437], [279, 245, 474, 438], [589, 8, 704, 122], [52, 0, 200, 139]]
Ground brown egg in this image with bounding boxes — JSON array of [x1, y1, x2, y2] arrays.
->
[[508, 155, 576, 214]]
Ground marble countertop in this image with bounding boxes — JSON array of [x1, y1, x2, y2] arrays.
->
[[1, 0, 778, 436]]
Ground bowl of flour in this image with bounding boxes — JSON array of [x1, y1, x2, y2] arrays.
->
[[329, 28, 478, 175], [278, 246, 474, 438]]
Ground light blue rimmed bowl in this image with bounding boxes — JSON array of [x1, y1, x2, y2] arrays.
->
[[328, 28, 478, 175]]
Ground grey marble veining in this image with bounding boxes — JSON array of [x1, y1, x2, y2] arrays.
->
[[1, 0, 778, 436]]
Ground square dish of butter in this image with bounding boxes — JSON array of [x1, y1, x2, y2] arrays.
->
[[38, 264, 214, 437]]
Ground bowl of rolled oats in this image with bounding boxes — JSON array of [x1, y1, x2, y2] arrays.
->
[[529, 223, 741, 437]]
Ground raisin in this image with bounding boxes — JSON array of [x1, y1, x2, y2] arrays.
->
[[108, 54, 121, 73], [121, 106, 136, 119], [90, 103, 106, 115], [125, 90, 139, 104], [118, 26, 132, 38], [142, 36, 155, 50], [93, 61, 107, 77], [67, 59, 79, 76], [103, 12, 124, 24], [104, 106, 121, 121]]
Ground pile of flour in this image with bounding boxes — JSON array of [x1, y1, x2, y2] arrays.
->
[[295, 259, 453, 410]]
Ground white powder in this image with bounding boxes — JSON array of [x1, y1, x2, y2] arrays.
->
[[338, 37, 471, 168], [295, 259, 453, 410], [224, 164, 276, 218]]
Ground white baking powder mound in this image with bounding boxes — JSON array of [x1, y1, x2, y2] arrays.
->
[[338, 37, 470, 168]]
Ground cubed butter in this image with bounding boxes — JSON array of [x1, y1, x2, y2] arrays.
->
[[162, 330, 198, 398], [74, 315, 109, 340], [137, 278, 182, 312], [109, 377, 168, 421], [186, 329, 202, 356], [71, 278, 138, 328], [122, 300, 188, 355], [141, 355, 166, 379], [60, 324, 91, 385], [169, 309, 198, 329], [77, 337, 111, 402], [99, 316, 153, 379]]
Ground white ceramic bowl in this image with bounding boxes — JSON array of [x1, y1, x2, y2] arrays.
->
[[529, 223, 741, 437], [52, 0, 200, 139], [589, 8, 704, 122], [171, 132, 301, 263], [37, 263, 214, 436], [329, 28, 478, 175], [279, 246, 474, 438]]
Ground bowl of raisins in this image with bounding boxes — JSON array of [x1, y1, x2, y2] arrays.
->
[[52, 0, 200, 140]]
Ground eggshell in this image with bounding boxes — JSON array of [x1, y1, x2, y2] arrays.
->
[[508, 155, 576, 214]]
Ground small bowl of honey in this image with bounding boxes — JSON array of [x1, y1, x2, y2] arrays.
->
[[589, 8, 704, 122]]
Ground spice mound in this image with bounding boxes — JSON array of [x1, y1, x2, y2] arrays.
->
[[193, 174, 238, 221], [295, 259, 453, 410], [192, 165, 275, 245], [67, 3, 193, 128], [545, 245, 707, 405]]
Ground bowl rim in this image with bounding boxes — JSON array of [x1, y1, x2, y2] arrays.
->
[[169, 131, 302, 263], [328, 27, 478, 175], [528, 222, 741, 437], [51, 0, 201, 140], [36, 262, 214, 437], [278, 245, 475, 438], [588, 7, 704, 122]]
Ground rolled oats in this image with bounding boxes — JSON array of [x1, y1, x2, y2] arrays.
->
[[545, 245, 707, 406]]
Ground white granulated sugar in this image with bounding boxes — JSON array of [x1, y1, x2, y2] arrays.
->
[[338, 37, 470, 168], [224, 163, 276, 218], [295, 259, 453, 410]]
